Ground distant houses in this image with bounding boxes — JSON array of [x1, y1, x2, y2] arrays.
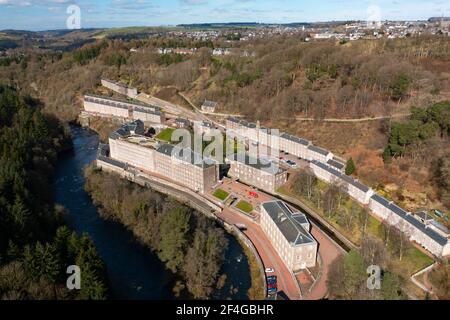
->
[[201, 100, 218, 113]]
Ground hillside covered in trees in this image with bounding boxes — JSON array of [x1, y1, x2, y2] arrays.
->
[[0, 33, 449, 214], [84, 166, 229, 299], [0, 85, 108, 299]]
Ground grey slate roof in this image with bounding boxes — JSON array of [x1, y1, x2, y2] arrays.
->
[[228, 153, 286, 175], [156, 143, 214, 168], [327, 159, 345, 171], [308, 145, 331, 156], [133, 106, 163, 116], [85, 94, 158, 110], [176, 118, 191, 126], [404, 214, 448, 246], [430, 220, 449, 235], [227, 117, 257, 129], [109, 120, 145, 140], [280, 133, 310, 146], [371, 193, 391, 208], [202, 100, 218, 108], [262, 201, 315, 246], [370, 193, 448, 246], [311, 160, 369, 192], [97, 155, 126, 169]]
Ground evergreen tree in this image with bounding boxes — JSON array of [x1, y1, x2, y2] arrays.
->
[[345, 158, 356, 175]]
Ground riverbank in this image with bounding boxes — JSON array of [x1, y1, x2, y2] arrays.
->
[[84, 163, 251, 299]]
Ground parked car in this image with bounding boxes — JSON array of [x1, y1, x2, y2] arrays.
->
[[249, 191, 259, 198], [265, 268, 274, 273], [267, 276, 277, 285], [267, 286, 277, 294], [434, 209, 444, 218]]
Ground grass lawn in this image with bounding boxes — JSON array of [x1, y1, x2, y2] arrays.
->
[[155, 128, 175, 142], [236, 200, 253, 214], [213, 188, 229, 201]]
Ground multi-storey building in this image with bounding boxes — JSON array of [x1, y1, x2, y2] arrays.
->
[[132, 106, 165, 125], [84, 94, 130, 118], [279, 133, 311, 159], [194, 120, 215, 136], [226, 154, 287, 193], [107, 120, 217, 194], [309, 160, 373, 204], [101, 78, 138, 98], [83, 94, 165, 124], [226, 117, 259, 142], [307, 145, 334, 163], [369, 194, 450, 258], [201, 100, 218, 113], [154, 144, 217, 193], [260, 200, 317, 271]]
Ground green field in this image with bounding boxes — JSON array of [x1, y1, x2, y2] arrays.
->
[[236, 200, 253, 213], [155, 128, 175, 142], [213, 188, 229, 201]]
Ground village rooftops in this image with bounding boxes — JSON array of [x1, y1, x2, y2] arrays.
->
[[311, 160, 370, 193], [227, 117, 257, 129], [85, 94, 160, 111], [197, 121, 214, 128], [175, 118, 191, 126], [280, 133, 310, 146], [404, 214, 448, 246], [156, 143, 215, 168], [308, 144, 332, 156], [202, 100, 218, 108], [327, 159, 345, 171], [109, 120, 145, 140], [133, 106, 163, 116], [262, 201, 315, 246], [227, 153, 286, 175]]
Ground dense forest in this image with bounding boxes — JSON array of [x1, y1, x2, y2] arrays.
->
[[84, 166, 229, 299], [0, 85, 108, 299]]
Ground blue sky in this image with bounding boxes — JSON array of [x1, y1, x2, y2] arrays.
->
[[0, 0, 449, 31]]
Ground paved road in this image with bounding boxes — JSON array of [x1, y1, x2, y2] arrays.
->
[[218, 208, 302, 300], [303, 226, 344, 300]]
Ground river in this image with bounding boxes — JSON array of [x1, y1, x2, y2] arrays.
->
[[53, 125, 251, 300]]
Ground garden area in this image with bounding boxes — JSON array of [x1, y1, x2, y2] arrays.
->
[[280, 171, 434, 277], [236, 200, 254, 214], [213, 188, 229, 201], [155, 127, 175, 142]]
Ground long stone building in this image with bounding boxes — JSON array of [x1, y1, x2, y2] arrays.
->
[[101, 78, 138, 98], [309, 159, 450, 258], [260, 200, 317, 271], [309, 160, 374, 204], [226, 154, 288, 193], [84, 94, 130, 118], [108, 120, 217, 193], [225, 117, 340, 166], [369, 194, 450, 258], [83, 94, 165, 125]]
